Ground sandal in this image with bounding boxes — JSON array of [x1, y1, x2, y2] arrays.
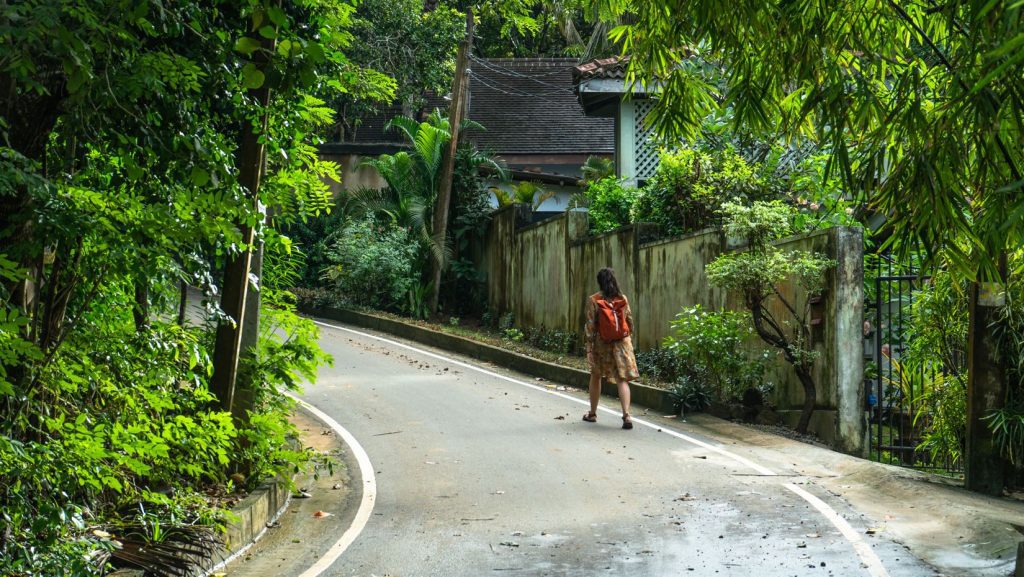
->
[[622, 414, 633, 430], [582, 412, 597, 423]]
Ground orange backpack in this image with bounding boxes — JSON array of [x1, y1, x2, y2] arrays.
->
[[594, 296, 630, 342]]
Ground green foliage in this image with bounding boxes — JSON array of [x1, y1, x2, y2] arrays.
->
[[598, 0, 1024, 281], [991, 262, 1024, 467], [522, 326, 578, 355], [583, 177, 638, 233], [323, 218, 420, 312], [579, 155, 614, 188], [492, 181, 555, 210], [707, 201, 835, 299], [669, 375, 713, 413], [635, 345, 687, 383], [663, 305, 770, 402], [705, 201, 834, 433], [632, 147, 766, 237], [335, 0, 463, 139], [1, 1, 380, 572], [471, 0, 592, 58]]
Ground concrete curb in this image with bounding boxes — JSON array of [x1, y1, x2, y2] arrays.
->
[[306, 306, 678, 415], [109, 477, 291, 577]]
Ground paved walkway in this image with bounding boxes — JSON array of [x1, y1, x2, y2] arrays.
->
[[225, 318, 1023, 577]]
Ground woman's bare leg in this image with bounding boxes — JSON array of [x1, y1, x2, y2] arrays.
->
[[588, 370, 602, 417], [616, 379, 631, 420]]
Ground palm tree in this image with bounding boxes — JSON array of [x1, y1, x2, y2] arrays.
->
[[359, 110, 505, 274]]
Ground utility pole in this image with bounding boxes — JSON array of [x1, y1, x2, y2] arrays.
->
[[429, 9, 474, 315], [211, 27, 276, 416]]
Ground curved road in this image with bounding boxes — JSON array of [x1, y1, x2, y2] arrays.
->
[[298, 319, 938, 577]]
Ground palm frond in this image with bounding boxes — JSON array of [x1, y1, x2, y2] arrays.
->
[[414, 124, 451, 184], [384, 116, 421, 146]]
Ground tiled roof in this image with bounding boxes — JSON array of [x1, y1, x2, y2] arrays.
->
[[466, 58, 613, 155], [573, 56, 630, 81], [334, 58, 614, 156]]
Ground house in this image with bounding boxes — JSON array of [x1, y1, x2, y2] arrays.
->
[[573, 56, 661, 185], [318, 58, 614, 214]]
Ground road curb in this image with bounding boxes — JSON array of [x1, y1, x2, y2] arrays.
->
[[305, 306, 677, 414], [108, 477, 291, 577]]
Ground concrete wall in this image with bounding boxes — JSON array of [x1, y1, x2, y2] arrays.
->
[[319, 152, 388, 195], [478, 205, 865, 453]]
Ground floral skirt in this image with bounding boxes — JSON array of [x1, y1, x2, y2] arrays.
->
[[590, 336, 639, 382]]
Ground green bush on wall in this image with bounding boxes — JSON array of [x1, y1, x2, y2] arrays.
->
[[632, 147, 767, 237], [322, 217, 419, 312], [663, 304, 772, 403], [582, 177, 639, 233]]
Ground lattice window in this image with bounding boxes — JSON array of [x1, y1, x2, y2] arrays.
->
[[633, 99, 660, 180]]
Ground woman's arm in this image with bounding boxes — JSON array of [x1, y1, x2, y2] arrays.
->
[[584, 296, 596, 362], [625, 295, 635, 335]]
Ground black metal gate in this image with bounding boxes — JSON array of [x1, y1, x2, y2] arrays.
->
[[867, 257, 965, 473]]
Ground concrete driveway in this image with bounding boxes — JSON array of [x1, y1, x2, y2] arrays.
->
[[276, 319, 954, 577]]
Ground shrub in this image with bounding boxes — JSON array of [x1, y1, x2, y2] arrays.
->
[[663, 304, 771, 403], [632, 147, 766, 237], [583, 177, 639, 233], [635, 345, 688, 383], [670, 373, 714, 413], [705, 200, 834, 433], [523, 326, 578, 355], [322, 217, 419, 312]]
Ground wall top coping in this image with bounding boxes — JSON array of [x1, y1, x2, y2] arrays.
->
[[517, 210, 571, 233], [638, 227, 721, 249]]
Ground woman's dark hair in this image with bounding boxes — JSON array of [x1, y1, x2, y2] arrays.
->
[[597, 267, 621, 299]]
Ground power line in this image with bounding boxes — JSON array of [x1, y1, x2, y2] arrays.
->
[[468, 72, 573, 106], [469, 55, 573, 80], [469, 55, 578, 95], [469, 69, 575, 98]]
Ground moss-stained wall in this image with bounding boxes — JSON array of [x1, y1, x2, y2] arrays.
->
[[635, 229, 727, 350], [514, 215, 570, 330], [480, 206, 865, 453]]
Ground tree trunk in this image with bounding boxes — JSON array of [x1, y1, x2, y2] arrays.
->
[[429, 9, 474, 315], [210, 28, 275, 414], [793, 365, 817, 434], [965, 278, 1008, 495], [750, 302, 818, 435]]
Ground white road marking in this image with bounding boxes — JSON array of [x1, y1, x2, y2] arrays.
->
[[307, 319, 891, 577], [785, 483, 890, 577], [286, 393, 377, 577]]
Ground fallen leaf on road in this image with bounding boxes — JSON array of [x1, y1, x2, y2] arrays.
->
[[554, 415, 565, 420], [313, 511, 333, 519]]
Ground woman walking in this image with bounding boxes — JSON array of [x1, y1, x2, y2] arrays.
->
[[582, 267, 639, 429]]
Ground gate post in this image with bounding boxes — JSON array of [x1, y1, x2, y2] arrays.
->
[[965, 281, 1007, 495]]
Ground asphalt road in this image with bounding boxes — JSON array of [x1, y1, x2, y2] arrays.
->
[[297, 319, 941, 577]]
